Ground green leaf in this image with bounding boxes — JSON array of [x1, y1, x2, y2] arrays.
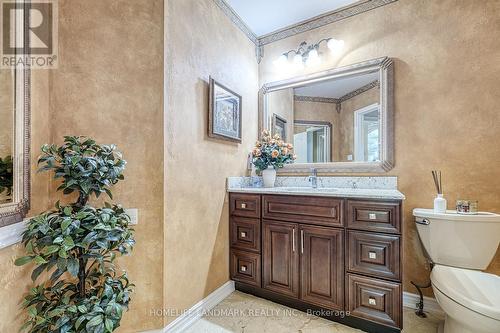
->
[[86, 315, 103, 329], [105, 318, 114, 332], [61, 219, 71, 231], [67, 258, 79, 277], [77, 305, 87, 313], [63, 206, 72, 215], [42, 245, 59, 255], [58, 248, 68, 259], [33, 256, 48, 264], [14, 256, 33, 266], [28, 306, 37, 317]]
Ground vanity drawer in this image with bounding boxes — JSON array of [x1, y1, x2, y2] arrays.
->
[[230, 194, 261, 218], [230, 250, 261, 287], [347, 231, 400, 280], [230, 217, 260, 253], [263, 195, 343, 227], [347, 273, 402, 328], [347, 200, 401, 234]]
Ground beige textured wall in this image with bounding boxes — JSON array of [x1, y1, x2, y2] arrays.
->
[[267, 89, 294, 141], [164, 0, 258, 325], [338, 87, 379, 161], [0, 68, 52, 333], [0, 1, 165, 332], [259, 0, 500, 296], [293, 100, 340, 161]]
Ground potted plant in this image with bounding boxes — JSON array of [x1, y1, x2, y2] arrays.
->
[[15, 136, 135, 333], [252, 130, 296, 187]]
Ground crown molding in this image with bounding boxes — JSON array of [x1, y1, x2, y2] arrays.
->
[[214, 0, 398, 61], [339, 80, 379, 102], [213, 0, 258, 45], [258, 0, 398, 46], [294, 95, 339, 104]]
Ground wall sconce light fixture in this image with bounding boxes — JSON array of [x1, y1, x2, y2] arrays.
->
[[273, 38, 345, 69]]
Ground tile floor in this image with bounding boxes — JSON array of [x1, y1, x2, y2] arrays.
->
[[185, 291, 444, 333]]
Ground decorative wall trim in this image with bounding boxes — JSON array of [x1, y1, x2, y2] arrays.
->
[[338, 80, 379, 103], [213, 0, 258, 45], [213, 0, 399, 62], [403, 292, 444, 316], [294, 95, 339, 104], [141, 281, 235, 333], [258, 0, 399, 45], [0, 220, 26, 250]]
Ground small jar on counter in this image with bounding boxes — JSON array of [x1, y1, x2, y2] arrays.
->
[[456, 200, 478, 215]]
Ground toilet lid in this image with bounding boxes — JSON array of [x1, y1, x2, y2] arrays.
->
[[431, 265, 500, 320]]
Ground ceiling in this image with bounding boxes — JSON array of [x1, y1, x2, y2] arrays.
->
[[294, 72, 379, 99], [225, 0, 358, 36]]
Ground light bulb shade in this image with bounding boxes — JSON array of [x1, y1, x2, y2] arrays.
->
[[327, 38, 345, 52], [293, 54, 302, 64], [305, 49, 320, 67], [273, 54, 288, 67], [308, 49, 319, 60]]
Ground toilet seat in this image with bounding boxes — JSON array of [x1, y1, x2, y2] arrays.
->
[[430, 265, 500, 321]]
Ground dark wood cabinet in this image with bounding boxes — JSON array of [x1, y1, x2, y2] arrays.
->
[[347, 273, 402, 328], [263, 195, 343, 227], [262, 220, 299, 298], [230, 216, 261, 253], [347, 200, 400, 234], [347, 230, 400, 280], [300, 225, 344, 310], [229, 193, 403, 332]]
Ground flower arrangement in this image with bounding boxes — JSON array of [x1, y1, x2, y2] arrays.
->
[[252, 130, 296, 172]]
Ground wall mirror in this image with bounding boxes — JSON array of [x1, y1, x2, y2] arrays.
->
[[259, 57, 393, 173], [0, 6, 31, 227]]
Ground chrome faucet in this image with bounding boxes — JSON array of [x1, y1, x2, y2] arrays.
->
[[309, 168, 318, 189]]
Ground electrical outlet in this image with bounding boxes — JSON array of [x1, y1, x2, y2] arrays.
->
[[125, 209, 138, 225]]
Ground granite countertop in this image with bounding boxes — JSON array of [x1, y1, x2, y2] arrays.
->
[[227, 176, 405, 200]]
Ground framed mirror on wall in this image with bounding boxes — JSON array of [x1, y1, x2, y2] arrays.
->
[[259, 57, 394, 173], [0, 2, 31, 227]]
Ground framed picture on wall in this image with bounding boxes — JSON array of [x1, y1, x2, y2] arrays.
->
[[272, 113, 287, 141], [208, 77, 242, 143]]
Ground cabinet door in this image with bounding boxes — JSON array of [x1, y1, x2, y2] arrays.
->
[[262, 220, 299, 298], [300, 225, 344, 310]]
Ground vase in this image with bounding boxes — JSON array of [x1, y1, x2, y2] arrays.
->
[[262, 166, 277, 188]]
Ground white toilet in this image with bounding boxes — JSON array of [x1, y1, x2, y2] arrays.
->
[[413, 208, 500, 333]]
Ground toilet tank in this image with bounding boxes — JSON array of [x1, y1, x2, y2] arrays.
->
[[413, 208, 500, 270]]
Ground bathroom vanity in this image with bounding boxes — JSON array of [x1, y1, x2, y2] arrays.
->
[[228, 178, 405, 333]]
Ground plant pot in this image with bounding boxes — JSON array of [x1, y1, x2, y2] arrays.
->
[[262, 166, 277, 188]]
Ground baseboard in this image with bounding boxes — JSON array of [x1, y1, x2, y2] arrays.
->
[[142, 280, 235, 333], [403, 291, 443, 315]]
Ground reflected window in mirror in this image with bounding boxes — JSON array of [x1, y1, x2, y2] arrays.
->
[[354, 104, 380, 162], [293, 121, 331, 163]]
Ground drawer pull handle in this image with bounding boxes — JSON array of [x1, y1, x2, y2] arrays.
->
[[240, 265, 247, 272], [301, 230, 304, 254], [369, 213, 377, 220], [240, 203, 247, 209], [292, 228, 296, 252], [368, 297, 377, 306], [240, 231, 247, 238], [368, 251, 377, 259]]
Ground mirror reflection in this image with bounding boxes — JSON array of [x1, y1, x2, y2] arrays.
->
[[0, 68, 14, 204], [267, 70, 381, 163]]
